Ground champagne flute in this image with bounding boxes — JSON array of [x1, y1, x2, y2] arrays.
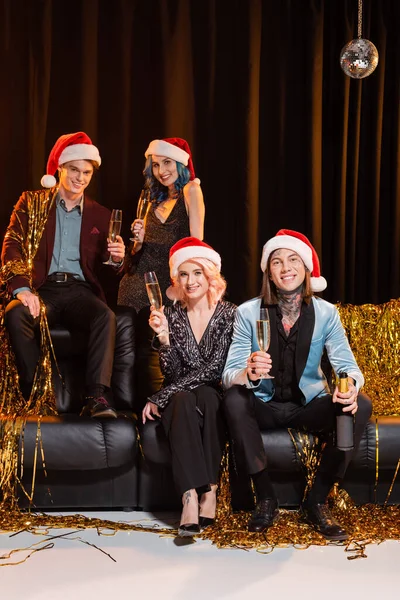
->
[[130, 189, 152, 241], [103, 209, 122, 265], [144, 271, 163, 309], [256, 307, 274, 379]]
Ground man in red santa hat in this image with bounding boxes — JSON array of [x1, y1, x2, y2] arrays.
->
[[1, 131, 125, 418], [223, 229, 372, 541]]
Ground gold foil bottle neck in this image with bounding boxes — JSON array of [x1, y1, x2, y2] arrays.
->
[[339, 372, 349, 393]]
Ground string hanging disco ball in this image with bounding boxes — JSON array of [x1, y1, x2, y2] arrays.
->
[[340, 38, 379, 79]]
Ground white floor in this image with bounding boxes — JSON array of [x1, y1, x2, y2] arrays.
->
[[1, 511, 400, 600]]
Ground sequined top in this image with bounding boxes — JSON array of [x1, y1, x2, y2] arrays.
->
[[149, 301, 237, 409], [117, 195, 190, 312]]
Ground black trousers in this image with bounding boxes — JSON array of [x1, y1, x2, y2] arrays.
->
[[223, 385, 372, 503], [161, 385, 226, 497], [5, 280, 116, 399]]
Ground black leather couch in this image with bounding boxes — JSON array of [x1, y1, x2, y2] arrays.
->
[[15, 306, 400, 511]]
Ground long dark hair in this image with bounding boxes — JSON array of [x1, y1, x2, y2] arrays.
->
[[260, 256, 313, 305]]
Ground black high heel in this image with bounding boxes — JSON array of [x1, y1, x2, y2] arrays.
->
[[178, 523, 201, 537], [199, 516, 215, 529]]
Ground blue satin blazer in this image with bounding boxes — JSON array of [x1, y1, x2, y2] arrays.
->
[[222, 296, 364, 404]]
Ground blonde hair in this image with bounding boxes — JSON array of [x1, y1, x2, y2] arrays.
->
[[167, 258, 227, 308]]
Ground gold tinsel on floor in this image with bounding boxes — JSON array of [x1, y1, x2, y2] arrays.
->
[[203, 447, 400, 558], [2, 445, 399, 564]]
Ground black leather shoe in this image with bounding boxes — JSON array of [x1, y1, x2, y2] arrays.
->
[[199, 516, 215, 529], [248, 498, 279, 533], [178, 523, 201, 537], [301, 502, 349, 541], [81, 397, 117, 419]]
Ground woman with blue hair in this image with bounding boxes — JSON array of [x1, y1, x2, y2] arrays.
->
[[118, 137, 205, 311]]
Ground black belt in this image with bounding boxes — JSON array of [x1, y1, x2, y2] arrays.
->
[[47, 272, 79, 283]]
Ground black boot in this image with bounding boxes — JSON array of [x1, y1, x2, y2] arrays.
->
[[248, 498, 279, 533], [301, 502, 348, 541]]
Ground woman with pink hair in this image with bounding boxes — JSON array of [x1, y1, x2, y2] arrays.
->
[[142, 237, 236, 537]]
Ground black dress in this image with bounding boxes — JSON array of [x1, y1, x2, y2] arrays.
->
[[118, 196, 190, 311]]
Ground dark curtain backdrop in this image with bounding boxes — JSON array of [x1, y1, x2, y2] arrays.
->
[[1, 0, 400, 306]]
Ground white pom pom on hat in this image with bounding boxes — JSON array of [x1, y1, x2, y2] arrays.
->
[[260, 229, 327, 292], [40, 174, 57, 188], [40, 131, 101, 188]]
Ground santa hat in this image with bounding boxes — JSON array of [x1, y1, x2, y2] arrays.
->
[[260, 229, 327, 292], [144, 137, 200, 184], [41, 131, 101, 188], [169, 237, 221, 278]]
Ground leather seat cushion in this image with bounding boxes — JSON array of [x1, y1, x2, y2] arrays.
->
[[20, 415, 137, 470]]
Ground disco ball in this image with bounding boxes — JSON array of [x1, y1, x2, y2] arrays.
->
[[340, 38, 379, 79]]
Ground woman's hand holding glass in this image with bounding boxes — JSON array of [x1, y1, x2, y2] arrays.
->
[[149, 306, 169, 345], [145, 270, 170, 341], [130, 190, 152, 243], [130, 218, 145, 244]]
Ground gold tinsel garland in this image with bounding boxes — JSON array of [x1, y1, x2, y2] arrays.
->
[[0, 188, 58, 417], [0, 190, 58, 519], [337, 299, 400, 416], [1, 206, 400, 561], [288, 430, 325, 503]]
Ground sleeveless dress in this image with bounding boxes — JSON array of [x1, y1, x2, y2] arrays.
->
[[118, 195, 190, 312]]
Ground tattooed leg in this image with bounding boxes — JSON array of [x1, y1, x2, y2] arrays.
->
[[180, 488, 199, 526]]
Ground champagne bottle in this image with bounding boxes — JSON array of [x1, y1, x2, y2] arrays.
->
[[336, 372, 354, 451]]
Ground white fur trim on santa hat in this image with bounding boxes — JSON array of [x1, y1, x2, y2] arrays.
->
[[145, 140, 189, 166], [41, 174, 57, 188], [260, 235, 313, 273], [58, 143, 101, 167], [170, 247, 221, 278], [261, 235, 327, 292]]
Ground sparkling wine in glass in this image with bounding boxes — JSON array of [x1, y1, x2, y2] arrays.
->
[[256, 307, 274, 379], [103, 209, 122, 265], [144, 271, 162, 309], [130, 189, 152, 241]]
